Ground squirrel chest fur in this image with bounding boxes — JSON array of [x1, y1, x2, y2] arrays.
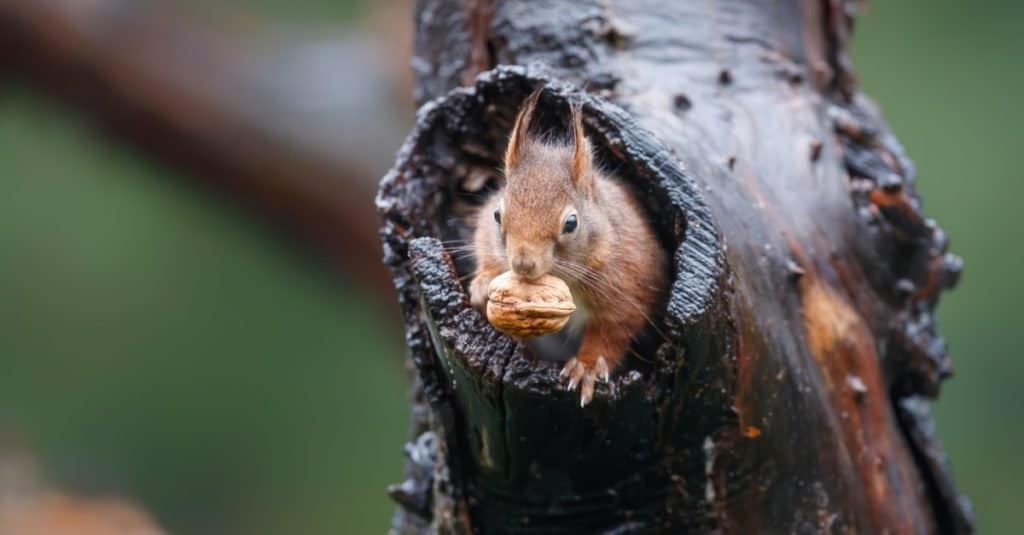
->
[[470, 90, 668, 407]]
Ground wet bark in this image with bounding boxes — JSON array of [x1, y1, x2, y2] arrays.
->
[[379, 0, 973, 533]]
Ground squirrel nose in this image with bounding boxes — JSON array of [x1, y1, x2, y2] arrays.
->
[[511, 257, 538, 279]]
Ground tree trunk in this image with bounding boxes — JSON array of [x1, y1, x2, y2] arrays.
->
[[378, 1, 973, 533]]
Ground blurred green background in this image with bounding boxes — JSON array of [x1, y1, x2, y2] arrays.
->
[[0, 0, 1019, 533], [854, 2, 1022, 532]]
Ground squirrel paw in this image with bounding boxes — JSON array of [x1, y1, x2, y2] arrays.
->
[[559, 356, 610, 407], [469, 273, 493, 311]]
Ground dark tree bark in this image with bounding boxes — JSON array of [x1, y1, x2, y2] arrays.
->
[[378, 1, 974, 533]]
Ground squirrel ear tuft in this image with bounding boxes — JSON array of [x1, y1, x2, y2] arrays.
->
[[504, 87, 542, 171], [570, 102, 594, 193]]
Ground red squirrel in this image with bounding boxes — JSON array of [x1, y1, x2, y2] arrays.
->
[[470, 90, 668, 407]]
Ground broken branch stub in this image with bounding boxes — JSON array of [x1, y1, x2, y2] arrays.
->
[[378, 68, 727, 531]]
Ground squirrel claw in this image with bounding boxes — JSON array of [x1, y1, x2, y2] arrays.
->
[[580, 373, 596, 407], [562, 357, 584, 391], [560, 356, 611, 407], [595, 356, 610, 382], [559, 358, 575, 379]]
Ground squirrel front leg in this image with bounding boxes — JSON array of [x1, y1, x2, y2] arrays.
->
[[469, 259, 504, 312], [560, 321, 634, 407], [469, 198, 506, 312]]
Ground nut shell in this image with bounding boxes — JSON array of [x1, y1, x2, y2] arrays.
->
[[486, 271, 576, 338]]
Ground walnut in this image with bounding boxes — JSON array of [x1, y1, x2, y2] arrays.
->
[[485, 271, 576, 338]]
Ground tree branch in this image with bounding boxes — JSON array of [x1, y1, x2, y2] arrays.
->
[[0, 0, 412, 294]]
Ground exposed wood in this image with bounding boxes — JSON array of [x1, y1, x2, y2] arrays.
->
[[379, 0, 972, 533]]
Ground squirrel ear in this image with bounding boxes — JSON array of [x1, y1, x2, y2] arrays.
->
[[570, 103, 594, 193], [504, 87, 542, 171]]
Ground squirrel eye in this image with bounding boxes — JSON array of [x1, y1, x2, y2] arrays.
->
[[562, 214, 578, 234], [493, 209, 501, 224]]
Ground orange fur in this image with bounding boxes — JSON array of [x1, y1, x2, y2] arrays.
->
[[471, 92, 667, 406], [503, 88, 541, 171]]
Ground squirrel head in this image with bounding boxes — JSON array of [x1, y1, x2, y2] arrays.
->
[[491, 90, 606, 282]]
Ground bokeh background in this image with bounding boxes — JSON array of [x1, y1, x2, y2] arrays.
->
[[0, 1, 1019, 533]]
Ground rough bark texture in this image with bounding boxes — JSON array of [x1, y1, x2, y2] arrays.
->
[[379, 1, 972, 533]]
